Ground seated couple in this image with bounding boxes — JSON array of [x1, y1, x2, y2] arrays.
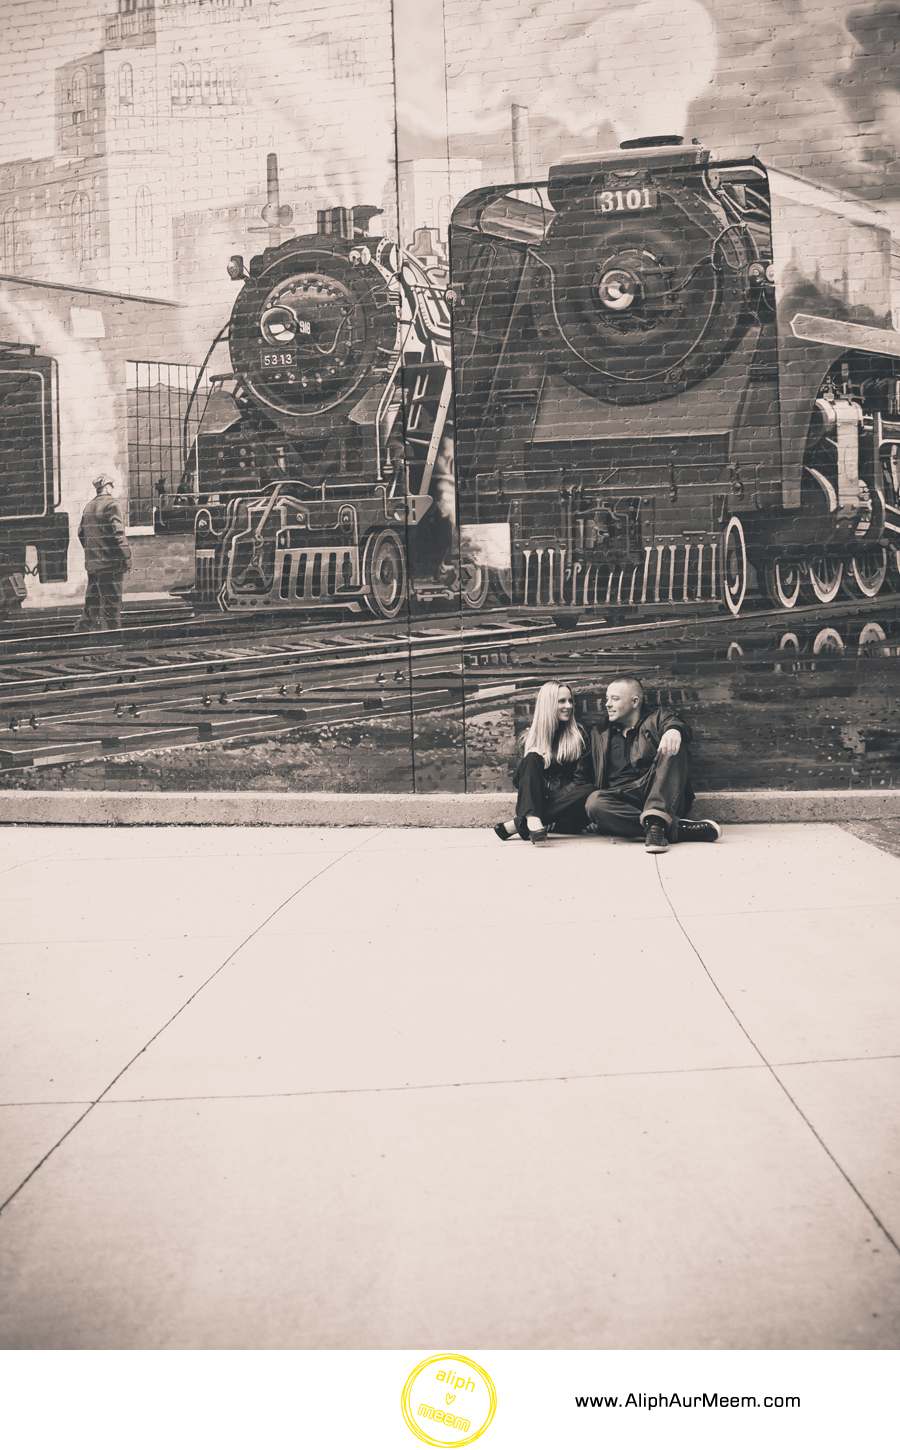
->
[[495, 677, 721, 852]]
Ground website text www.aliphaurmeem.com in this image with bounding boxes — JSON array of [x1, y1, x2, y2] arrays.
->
[[575, 1392, 800, 1411]]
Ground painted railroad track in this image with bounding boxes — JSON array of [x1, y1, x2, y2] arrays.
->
[[2, 597, 899, 773], [0, 612, 574, 770]]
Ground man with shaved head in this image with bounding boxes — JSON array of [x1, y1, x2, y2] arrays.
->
[[583, 676, 720, 853]]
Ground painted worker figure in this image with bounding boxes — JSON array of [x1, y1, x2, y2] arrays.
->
[[76, 474, 132, 631], [584, 676, 722, 853]]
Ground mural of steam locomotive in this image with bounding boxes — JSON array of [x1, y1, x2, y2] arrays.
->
[[0, 342, 68, 616], [163, 207, 490, 618], [449, 136, 900, 616]]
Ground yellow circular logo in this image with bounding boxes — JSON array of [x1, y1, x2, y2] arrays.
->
[[401, 1354, 497, 1446]]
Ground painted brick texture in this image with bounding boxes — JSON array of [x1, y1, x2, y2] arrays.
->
[[1, 0, 899, 797]]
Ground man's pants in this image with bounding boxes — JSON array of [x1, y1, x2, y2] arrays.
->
[[585, 748, 690, 838], [77, 571, 125, 631]]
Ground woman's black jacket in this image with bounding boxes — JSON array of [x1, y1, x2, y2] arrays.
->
[[512, 726, 594, 794]]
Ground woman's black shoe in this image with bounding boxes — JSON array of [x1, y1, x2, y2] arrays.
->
[[529, 826, 550, 846], [494, 823, 514, 841]]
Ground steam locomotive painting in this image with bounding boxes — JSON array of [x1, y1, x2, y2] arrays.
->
[[164, 207, 491, 618], [449, 136, 900, 616], [0, 343, 68, 616]]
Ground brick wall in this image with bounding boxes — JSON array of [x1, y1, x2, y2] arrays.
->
[[126, 533, 193, 595], [4, 0, 900, 795]]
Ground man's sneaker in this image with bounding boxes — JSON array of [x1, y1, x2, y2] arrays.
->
[[644, 819, 668, 853], [677, 818, 722, 843]]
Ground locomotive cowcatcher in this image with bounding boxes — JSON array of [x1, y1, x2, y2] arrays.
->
[[449, 136, 900, 617]]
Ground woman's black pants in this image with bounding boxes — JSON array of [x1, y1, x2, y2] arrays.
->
[[514, 753, 594, 837]]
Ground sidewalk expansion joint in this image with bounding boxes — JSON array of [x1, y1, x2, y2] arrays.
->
[[0, 830, 385, 1218], [654, 858, 900, 1263], [5, 1051, 898, 1110]]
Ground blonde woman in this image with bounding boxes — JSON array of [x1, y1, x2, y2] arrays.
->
[[495, 681, 594, 846]]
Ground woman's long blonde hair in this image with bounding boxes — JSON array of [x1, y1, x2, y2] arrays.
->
[[523, 681, 584, 768]]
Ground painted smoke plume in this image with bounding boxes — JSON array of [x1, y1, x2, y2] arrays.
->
[[447, 0, 717, 152]]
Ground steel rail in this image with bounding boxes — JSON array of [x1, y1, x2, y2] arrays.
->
[[4, 593, 899, 713], [0, 619, 579, 713], [4, 595, 900, 772]]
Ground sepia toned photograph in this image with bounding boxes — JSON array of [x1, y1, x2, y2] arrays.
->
[[0, 0, 898, 1412]]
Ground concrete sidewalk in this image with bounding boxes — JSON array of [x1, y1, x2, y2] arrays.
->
[[0, 821, 898, 1350]]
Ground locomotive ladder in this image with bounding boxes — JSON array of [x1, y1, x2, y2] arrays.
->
[[402, 357, 453, 496]]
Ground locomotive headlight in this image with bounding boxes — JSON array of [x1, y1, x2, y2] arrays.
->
[[596, 268, 640, 312], [261, 305, 301, 346]]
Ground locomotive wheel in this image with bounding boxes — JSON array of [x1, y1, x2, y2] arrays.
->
[[722, 516, 747, 616], [842, 547, 888, 599], [460, 556, 490, 611], [800, 558, 843, 603], [764, 560, 801, 609], [813, 627, 845, 655], [363, 529, 407, 619], [859, 622, 887, 647]]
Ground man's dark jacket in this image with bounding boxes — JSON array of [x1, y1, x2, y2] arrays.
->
[[587, 704, 695, 813], [78, 494, 132, 574]]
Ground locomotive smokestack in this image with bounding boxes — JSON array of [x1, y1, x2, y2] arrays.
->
[[253, 152, 293, 240], [512, 104, 532, 182]]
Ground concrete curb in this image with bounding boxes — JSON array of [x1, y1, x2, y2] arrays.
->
[[1, 789, 899, 826]]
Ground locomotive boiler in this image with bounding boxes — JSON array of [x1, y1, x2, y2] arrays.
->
[[172, 207, 491, 618], [0, 342, 68, 616], [448, 137, 900, 617]]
